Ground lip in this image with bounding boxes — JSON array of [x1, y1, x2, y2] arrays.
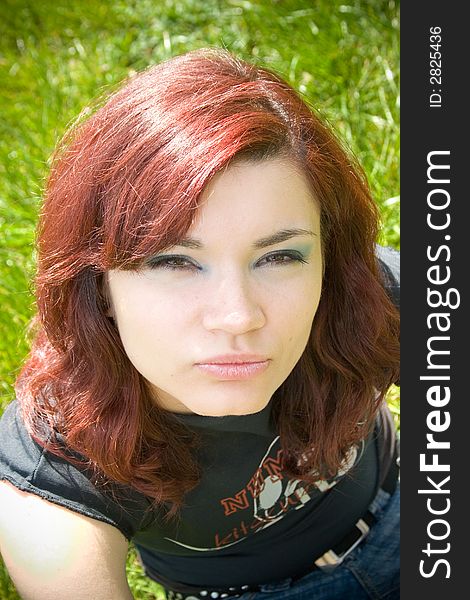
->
[[195, 355, 270, 380]]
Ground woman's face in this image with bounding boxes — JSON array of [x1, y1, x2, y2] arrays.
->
[[107, 158, 323, 416]]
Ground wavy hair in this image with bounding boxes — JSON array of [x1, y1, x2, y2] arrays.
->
[[16, 48, 399, 512]]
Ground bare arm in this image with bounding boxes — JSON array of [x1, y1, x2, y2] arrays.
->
[[0, 480, 134, 600]]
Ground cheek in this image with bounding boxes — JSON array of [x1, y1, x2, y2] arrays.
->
[[274, 272, 322, 321], [112, 290, 185, 358], [113, 281, 188, 327], [276, 275, 322, 348]]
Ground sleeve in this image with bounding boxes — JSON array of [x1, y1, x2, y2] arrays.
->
[[373, 246, 400, 485], [0, 400, 153, 540], [375, 244, 400, 388], [376, 244, 400, 310], [375, 401, 399, 489]]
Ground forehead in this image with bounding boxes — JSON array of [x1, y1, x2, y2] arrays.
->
[[189, 158, 320, 240]]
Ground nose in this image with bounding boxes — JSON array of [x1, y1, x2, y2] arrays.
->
[[202, 273, 266, 335]]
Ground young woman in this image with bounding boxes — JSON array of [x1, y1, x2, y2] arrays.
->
[[0, 49, 400, 600]]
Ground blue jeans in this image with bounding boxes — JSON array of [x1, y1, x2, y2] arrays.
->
[[239, 484, 400, 600]]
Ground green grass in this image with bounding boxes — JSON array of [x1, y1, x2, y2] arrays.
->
[[0, 0, 399, 597], [126, 545, 166, 600]]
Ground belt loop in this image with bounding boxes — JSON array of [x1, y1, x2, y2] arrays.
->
[[314, 516, 371, 572]]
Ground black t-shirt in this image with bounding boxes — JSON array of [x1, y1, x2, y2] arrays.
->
[[0, 398, 384, 589], [0, 247, 399, 590]]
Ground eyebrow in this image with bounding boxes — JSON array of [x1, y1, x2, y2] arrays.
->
[[173, 228, 316, 250], [252, 228, 316, 249]]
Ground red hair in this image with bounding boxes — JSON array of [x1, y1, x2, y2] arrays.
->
[[17, 48, 399, 511]]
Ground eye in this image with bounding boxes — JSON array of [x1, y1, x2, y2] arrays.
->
[[256, 250, 308, 267], [145, 255, 201, 272]]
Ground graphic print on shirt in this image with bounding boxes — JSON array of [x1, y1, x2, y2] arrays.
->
[[164, 435, 364, 552]]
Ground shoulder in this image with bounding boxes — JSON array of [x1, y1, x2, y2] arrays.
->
[[0, 400, 153, 541], [0, 480, 133, 599]]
